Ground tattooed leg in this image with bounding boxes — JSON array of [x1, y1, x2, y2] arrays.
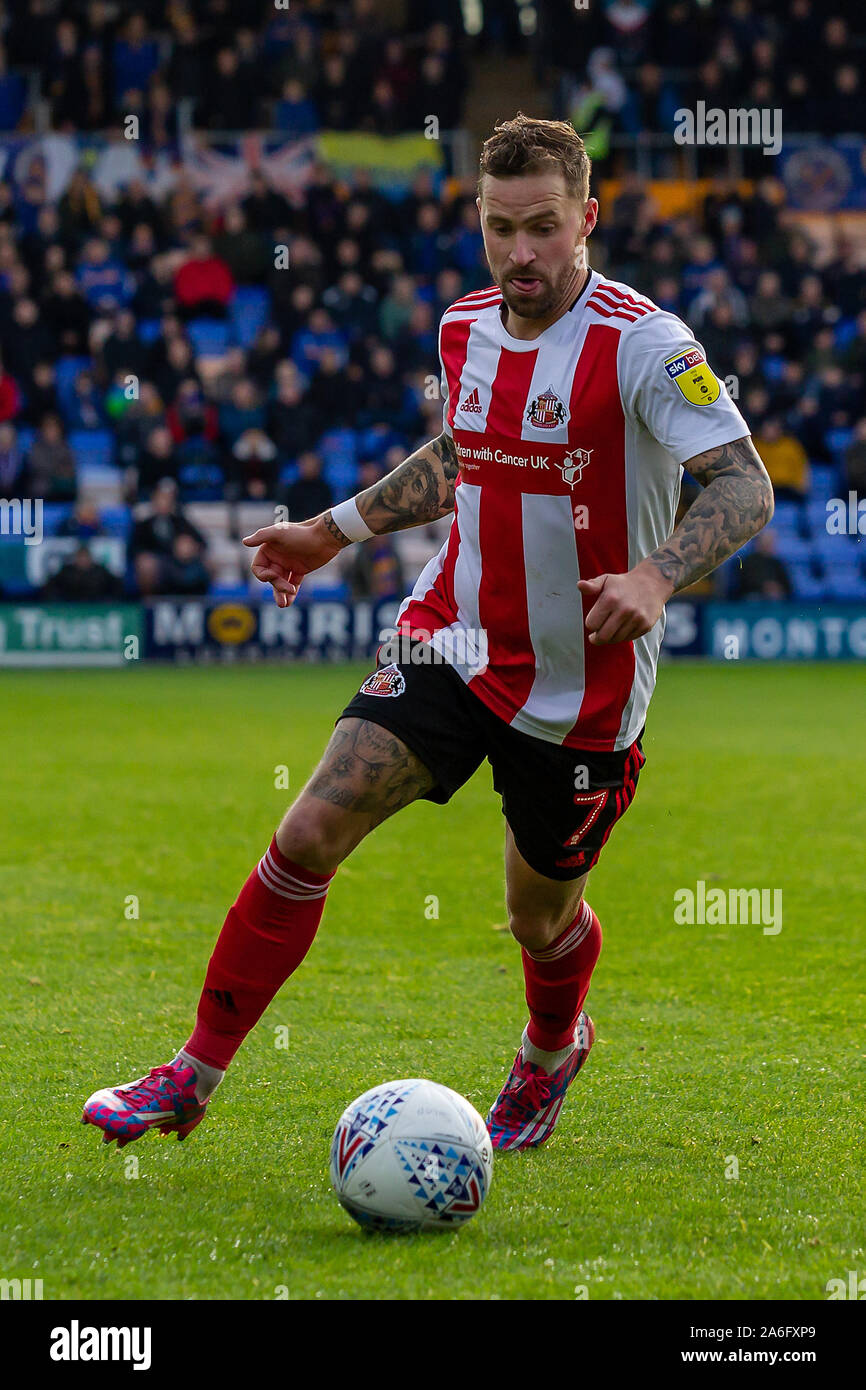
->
[[275, 718, 435, 873]]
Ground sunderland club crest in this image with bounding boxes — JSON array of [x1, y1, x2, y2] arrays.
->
[[556, 447, 592, 488], [359, 663, 406, 698], [525, 385, 569, 429]]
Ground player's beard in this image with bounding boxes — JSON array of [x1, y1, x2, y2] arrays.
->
[[498, 258, 586, 322]]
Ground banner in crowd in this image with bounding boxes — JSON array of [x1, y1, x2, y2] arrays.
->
[[145, 596, 401, 662], [145, 597, 704, 662], [316, 131, 444, 191], [0, 132, 319, 206], [0, 133, 177, 203], [5, 131, 864, 212], [179, 132, 318, 208], [0, 536, 127, 596], [2, 600, 865, 666], [0, 129, 443, 208], [704, 602, 866, 660], [778, 137, 866, 212], [0, 603, 142, 666]]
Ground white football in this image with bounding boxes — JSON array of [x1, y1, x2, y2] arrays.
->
[[330, 1078, 493, 1231]]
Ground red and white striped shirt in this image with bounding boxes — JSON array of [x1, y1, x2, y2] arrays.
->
[[395, 269, 749, 751]]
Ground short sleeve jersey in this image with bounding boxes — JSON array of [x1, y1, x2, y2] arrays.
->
[[397, 269, 749, 751]]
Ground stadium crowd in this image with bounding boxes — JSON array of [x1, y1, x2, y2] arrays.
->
[[0, 0, 862, 604], [542, 1, 862, 175], [1, 2, 858, 152], [0, 0, 467, 140]]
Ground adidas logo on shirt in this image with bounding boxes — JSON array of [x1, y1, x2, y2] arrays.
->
[[460, 387, 482, 413]]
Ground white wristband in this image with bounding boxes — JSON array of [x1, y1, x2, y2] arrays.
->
[[330, 497, 375, 543]]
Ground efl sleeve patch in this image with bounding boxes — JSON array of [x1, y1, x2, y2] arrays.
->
[[663, 348, 720, 406]]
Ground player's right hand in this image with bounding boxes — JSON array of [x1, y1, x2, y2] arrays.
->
[[242, 518, 344, 608]]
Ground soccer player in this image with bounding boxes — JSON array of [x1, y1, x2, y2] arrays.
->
[[84, 116, 772, 1152]]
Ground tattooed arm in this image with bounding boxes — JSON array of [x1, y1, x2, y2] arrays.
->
[[578, 435, 773, 645], [645, 435, 774, 593], [243, 431, 460, 606], [324, 430, 460, 545]]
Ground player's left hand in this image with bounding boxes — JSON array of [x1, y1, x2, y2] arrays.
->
[[578, 562, 674, 645]]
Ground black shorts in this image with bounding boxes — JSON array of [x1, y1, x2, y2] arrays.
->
[[337, 647, 645, 882]]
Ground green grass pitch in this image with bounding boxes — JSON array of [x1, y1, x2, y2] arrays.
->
[[1, 661, 863, 1300]]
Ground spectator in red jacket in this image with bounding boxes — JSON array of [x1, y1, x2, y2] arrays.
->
[[0, 354, 21, 422], [173, 235, 235, 319]]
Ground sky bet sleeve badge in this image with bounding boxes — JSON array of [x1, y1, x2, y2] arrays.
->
[[663, 347, 720, 405]]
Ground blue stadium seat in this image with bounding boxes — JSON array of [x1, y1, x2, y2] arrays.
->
[[0, 72, 26, 130], [805, 497, 832, 535], [824, 429, 852, 462], [809, 462, 841, 497], [715, 554, 741, 597], [187, 318, 231, 357], [772, 531, 812, 564], [17, 426, 36, 455], [771, 498, 805, 532], [99, 505, 133, 538], [762, 355, 786, 383], [319, 427, 357, 464], [833, 315, 858, 347], [302, 576, 349, 601], [78, 465, 123, 499], [230, 288, 271, 348], [824, 566, 866, 600], [138, 319, 162, 343], [325, 460, 359, 500], [812, 529, 855, 564], [55, 357, 91, 413], [788, 562, 826, 600], [177, 461, 225, 502], [210, 580, 251, 599], [320, 428, 358, 498], [69, 429, 115, 469], [41, 503, 74, 535], [357, 424, 404, 460]]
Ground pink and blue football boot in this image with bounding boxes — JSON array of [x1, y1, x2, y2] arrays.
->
[[82, 1063, 208, 1148], [486, 1012, 595, 1150]]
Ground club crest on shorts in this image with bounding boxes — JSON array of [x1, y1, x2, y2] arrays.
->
[[663, 348, 720, 405], [525, 385, 569, 429], [359, 663, 406, 698]]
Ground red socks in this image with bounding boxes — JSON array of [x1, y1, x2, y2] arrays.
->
[[185, 840, 597, 1072], [185, 837, 334, 1071], [522, 900, 602, 1052]]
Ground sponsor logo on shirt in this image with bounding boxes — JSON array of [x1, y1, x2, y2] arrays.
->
[[359, 663, 406, 698], [525, 385, 570, 429], [663, 348, 720, 405], [457, 442, 551, 470], [556, 447, 592, 488]]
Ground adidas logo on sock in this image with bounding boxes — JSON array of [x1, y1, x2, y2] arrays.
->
[[204, 988, 239, 1015], [460, 387, 482, 413]]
